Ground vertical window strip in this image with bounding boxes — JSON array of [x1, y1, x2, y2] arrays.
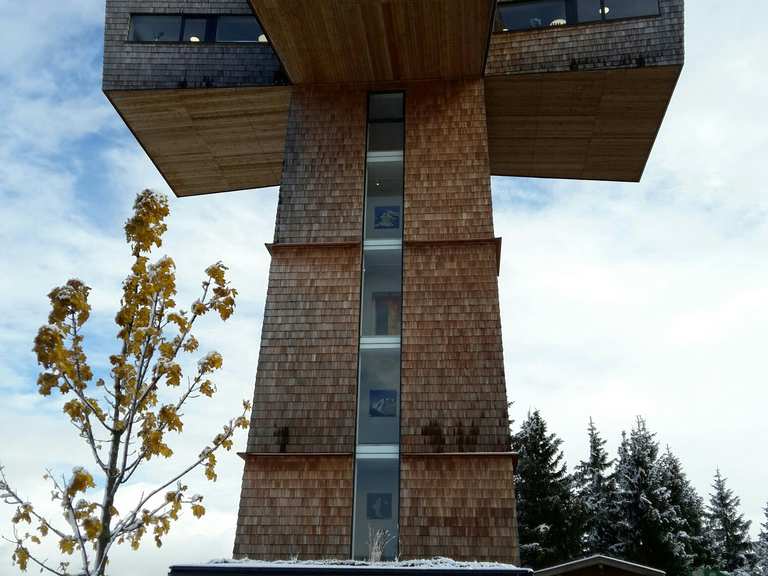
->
[[351, 92, 405, 561]]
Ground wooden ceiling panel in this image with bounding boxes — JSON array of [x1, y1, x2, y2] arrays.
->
[[250, 0, 495, 84], [107, 86, 292, 197], [485, 65, 681, 182]]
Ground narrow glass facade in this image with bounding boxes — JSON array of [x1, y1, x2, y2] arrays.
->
[[352, 93, 405, 561]]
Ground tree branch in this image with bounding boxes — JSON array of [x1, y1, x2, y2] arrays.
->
[[1, 536, 66, 576], [117, 282, 211, 489], [0, 467, 68, 541], [60, 478, 92, 576], [69, 318, 114, 434], [120, 374, 202, 486], [110, 411, 242, 546]]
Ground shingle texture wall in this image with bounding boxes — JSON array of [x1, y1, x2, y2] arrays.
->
[[486, 0, 684, 76], [400, 455, 518, 563], [405, 80, 494, 242], [275, 86, 367, 244], [246, 246, 360, 454], [103, 0, 284, 91], [401, 242, 510, 454], [234, 455, 353, 559]]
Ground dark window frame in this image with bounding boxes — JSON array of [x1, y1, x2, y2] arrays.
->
[[496, 0, 660, 33], [127, 13, 268, 44]]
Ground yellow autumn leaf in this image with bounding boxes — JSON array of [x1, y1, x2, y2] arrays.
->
[[12, 504, 32, 524], [159, 405, 183, 432], [124, 189, 169, 254], [66, 468, 95, 497], [13, 545, 30, 571], [82, 517, 102, 540], [59, 537, 77, 555], [205, 262, 228, 287]]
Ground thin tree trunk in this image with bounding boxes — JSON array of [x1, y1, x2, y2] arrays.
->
[[95, 410, 122, 575]]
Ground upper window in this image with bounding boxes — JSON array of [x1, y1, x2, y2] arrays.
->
[[216, 15, 265, 42], [128, 14, 268, 43], [129, 15, 182, 42], [182, 17, 208, 43], [602, 0, 660, 20], [497, 0, 659, 32]]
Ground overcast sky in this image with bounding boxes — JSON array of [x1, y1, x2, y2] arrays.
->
[[0, 1, 766, 574]]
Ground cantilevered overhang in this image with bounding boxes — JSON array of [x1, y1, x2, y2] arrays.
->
[[485, 65, 682, 182], [249, 0, 496, 83], [484, 0, 684, 182], [107, 86, 292, 197]]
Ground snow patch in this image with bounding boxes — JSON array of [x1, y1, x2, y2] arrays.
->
[[201, 557, 524, 571]]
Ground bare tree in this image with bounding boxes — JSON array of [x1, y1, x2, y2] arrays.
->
[[0, 190, 250, 575]]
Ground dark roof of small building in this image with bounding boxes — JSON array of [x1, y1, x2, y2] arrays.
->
[[536, 556, 665, 576]]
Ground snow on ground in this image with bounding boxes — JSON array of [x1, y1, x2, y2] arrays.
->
[[198, 557, 525, 570]]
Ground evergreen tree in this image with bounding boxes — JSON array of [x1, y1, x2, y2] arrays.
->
[[753, 502, 768, 576], [513, 410, 581, 568], [574, 418, 617, 555], [611, 418, 690, 576], [704, 470, 752, 573], [658, 447, 709, 570]]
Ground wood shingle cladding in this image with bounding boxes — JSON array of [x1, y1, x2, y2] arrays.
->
[[400, 454, 519, 563], [275, 86, 367, 244], [107, 86, 291, 196], [248, 0, 495, 84], [404, 80, 494, 242], [401, 242, 509, 454], [234, 455, 354, 559], [246, 245, 360, 454]]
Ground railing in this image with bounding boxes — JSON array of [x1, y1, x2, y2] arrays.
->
[[497, 0, 660, 32]]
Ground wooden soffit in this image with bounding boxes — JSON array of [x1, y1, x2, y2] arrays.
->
[[249, 0, 496, 84], [107, 86, 292, 197], [485, 65, 682, 182]]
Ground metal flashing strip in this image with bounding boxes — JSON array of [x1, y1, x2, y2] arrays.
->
[[237, 452, 354, 461], [364, 239, 403, 250], [359, 336, 401, 350]]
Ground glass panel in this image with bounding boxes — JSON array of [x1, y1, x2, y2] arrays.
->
[[129, 15, 181, 42], [352, 458, 399, 561], [182, 18, 207, 42], [498, 0, 567, 31], [368, 122, 404, 154], [357, 349, 400, 445], [216, 15, 265, 42], [369, 94, 404, 121], [603, 0, 660, 19], [574, 0, 603, 22], [365, 158, 403, 241], [360, 249, 402, 338]]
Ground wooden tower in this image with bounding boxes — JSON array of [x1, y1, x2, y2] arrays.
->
[[103, 0, 684, 562]]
